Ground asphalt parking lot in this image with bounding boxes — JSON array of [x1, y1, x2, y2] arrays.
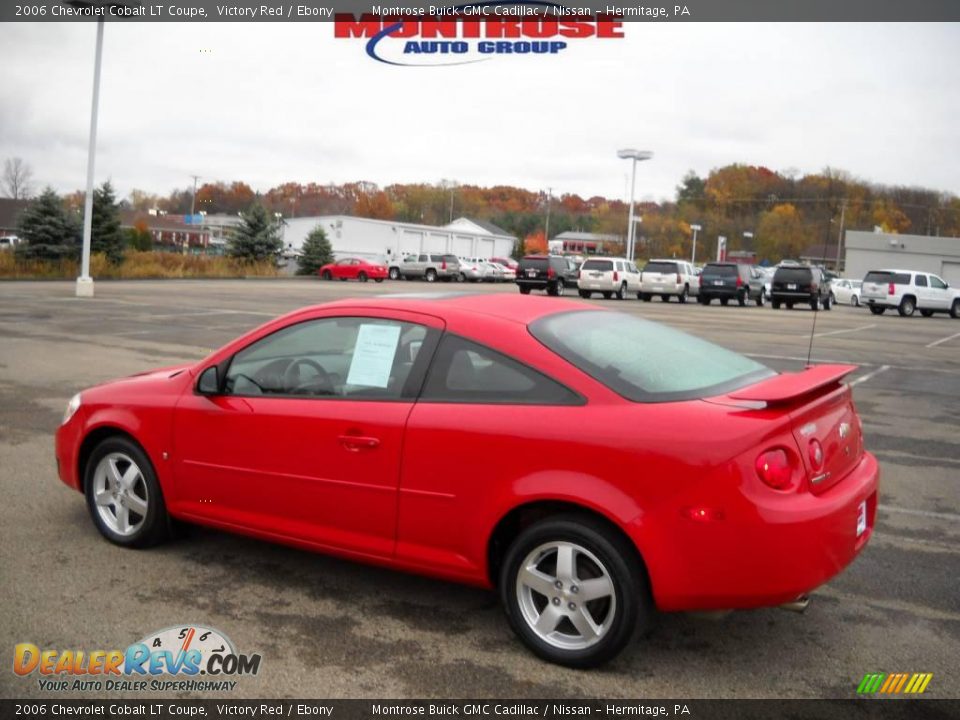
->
[[1, 278, 958, 700]]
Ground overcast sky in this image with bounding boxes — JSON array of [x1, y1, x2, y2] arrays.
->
[[2, 21, 958, 205]]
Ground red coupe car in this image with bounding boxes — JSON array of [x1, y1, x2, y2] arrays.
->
[[318, 257, 388, 282], [55, 294, 878, 667]]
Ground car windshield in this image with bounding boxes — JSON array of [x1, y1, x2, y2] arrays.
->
[[530, 311, 774, 403], [643, 261, 677, 274]]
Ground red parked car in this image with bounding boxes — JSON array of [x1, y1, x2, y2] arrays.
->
[[55, 295, 878, 667], [318, 257, 388, 282]]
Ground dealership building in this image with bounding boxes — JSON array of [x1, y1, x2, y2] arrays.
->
[[280, 216, 517, 261], [844, 230, 960, 285]]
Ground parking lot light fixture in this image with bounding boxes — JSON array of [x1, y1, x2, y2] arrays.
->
[[617, 149, 653, 261], [63, 0, 142, 297], [689, 224, 701, 264]]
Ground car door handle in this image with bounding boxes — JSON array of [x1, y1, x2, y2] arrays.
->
[[338, 435, 380, 451]]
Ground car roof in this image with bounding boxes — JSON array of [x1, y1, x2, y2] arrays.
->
[[870, 268, 924, 274], [309, 293, 601, 326]]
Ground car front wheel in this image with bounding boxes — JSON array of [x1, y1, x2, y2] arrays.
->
[[84, 436, 168, 548], [500, 516, 649, 669], [388, 267, 400, 280]]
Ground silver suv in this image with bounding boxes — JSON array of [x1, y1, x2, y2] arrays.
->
[[390, 253, 462, 282], [861, 269, 960, 318]]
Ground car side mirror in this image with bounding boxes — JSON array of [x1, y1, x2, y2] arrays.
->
[[197, 366, 220, 395]]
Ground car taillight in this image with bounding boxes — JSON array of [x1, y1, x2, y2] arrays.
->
[[676, 273, 682, 283], [808, 439, 824, 472], [441, 260, 447, 270], [547, 267, 556, 279], [613, 271, 619, 281], [755, 448, 794, 490], [736, 276, 742, 287], [888, 283, 895, 295], [699, 275, 704, 287]]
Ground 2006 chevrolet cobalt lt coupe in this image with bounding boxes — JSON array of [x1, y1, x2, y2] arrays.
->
[[56, 294, 878, 667]]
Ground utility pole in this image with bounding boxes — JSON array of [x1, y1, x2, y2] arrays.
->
[[189, 174, 201, 218], [834, 200, 847, 272]]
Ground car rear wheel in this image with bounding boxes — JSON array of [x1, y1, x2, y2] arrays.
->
[[852, 295, 860, 307], [500, 515, 649, 669], [755, 290, 765, 307], [321, 270, 332, 281], [811, 297, 820, 311], [358, 271, 368, 282], [616, 283, 628, 301], [737, 292, 746, 307], [388, 267, 400, 280], [84, 437, 168, 548], [678, 287, 688, 304], [869, 305, 886, 315], [456, 273, 466, 283], [425, 269, 437, 283], [898, 296, 916, 317], [920, 309, 935, 317]]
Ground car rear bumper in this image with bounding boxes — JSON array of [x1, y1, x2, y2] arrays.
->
[[772, 291, 815, 301], [637, 451, 880, 611], [699, 286, 740, 297], [578, 280, 615, 291], [641, 282, 684, 294]]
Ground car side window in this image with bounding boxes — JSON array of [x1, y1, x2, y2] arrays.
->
[[418, 254, 428, 262], [420, 335, 581, 405], [223, 317, 428, 400], [931, 276, 947, 289], [915, 275, 928, 287]]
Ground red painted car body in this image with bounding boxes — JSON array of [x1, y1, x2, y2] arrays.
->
[[319, 257, 388, 282], [56, 294, 878, 613]]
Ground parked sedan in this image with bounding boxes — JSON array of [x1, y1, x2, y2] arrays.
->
[[490, 262, 516, 281], [319, 257, 388, 282], [56, 294, 878, 668], [831, 279, 862, 307]]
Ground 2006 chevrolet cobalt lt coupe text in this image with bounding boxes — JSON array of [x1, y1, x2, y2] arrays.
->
[[56, 294, 878, 667]]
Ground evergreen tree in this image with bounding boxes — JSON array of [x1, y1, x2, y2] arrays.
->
[[227, 203, 282, 262], [91, 180, 125, 263], [15, 187, 81, 261], [296, 225, 334, 275]]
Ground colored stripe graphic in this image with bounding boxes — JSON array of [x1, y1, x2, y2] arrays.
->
[[857, 672, 932, 694]]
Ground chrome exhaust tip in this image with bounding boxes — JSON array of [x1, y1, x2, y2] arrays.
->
[[780, 595, 811, 613]]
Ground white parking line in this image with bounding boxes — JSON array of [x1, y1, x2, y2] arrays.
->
[[878, 504, 960, 523], [813, 324, 876, 338], [926, 330, 960, 349], [849, 365, 890, 387]]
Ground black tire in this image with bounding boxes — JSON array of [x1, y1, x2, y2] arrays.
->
[[519, 286, 531, 295], [852, 295, 860, 307], [772, 300, 781, 309], [556, 280, 566, 297], [920, 309, 935, 318], [456, 273, 466, 283], [869, 305, 886, 315], [678, 287, 688, 304], [84, 436, 169, 549], [321, 270, 332, 281], [811, 297, 820, 312], [388, 267, 400, 281], [602, 292, 613, 300], [616, 283, 628, 301], [425, 269, 437, 283], [898, 296, 916, 317], [737, 291, 746, 307], [755, 290, 765, 307], [374, 278, 384, 283], [951, 300, 960, 319], [720, 298, 729, 306], [824, 295, 832, 311], [499, 515, 650, 669], [579, 290, 592, 299], [358, 271, 368, 283], [641, 294, 652, 302], [829, 292, 836, 306]]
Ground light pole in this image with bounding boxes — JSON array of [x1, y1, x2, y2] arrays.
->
[[617, 149, 653, 261], [689, 223, 701, 264], [544, 187, 552, 250], [64, 0, 141, 297]]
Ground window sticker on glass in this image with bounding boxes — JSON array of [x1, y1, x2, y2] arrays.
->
[[346, 324, 401, 388]]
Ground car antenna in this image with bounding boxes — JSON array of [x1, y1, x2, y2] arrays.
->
[[805, 292, 820, 368]]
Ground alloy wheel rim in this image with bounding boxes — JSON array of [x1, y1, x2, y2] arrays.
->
[[92, 452, 149, 537], [516, 541, 616, 650]]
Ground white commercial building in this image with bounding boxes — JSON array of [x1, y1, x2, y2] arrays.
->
[[844, 230, 960, 285], [281, 215, 516, 262]]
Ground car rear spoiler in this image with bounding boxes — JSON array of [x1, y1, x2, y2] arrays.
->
[[728, 364, 858, 403]]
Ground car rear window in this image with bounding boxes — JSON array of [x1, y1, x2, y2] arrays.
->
[[530, 311, 774, 403], [702, 264, 737, 278], [581, 259, 614, 272], [775, 267, 813, 282], [520, 257, 548, 270], [643, 261, 678, 274], [864, 271, 910, 284], [442, 255, 458, 263]]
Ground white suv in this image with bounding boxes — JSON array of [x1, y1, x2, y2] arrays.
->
[[577, 257, 641, 300], [639, 259, 698, 303], [861, 269, 960, 318]]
